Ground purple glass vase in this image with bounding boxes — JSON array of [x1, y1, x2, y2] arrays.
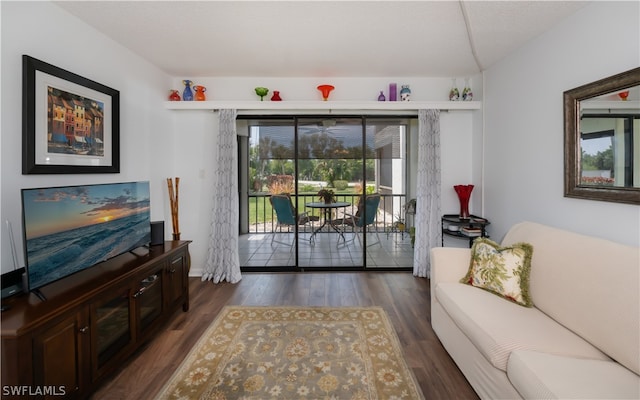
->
[[389, 83, 397, 101]]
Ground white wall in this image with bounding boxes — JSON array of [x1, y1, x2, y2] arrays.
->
[[483, 1, 640, 246], [1, 1, 173, 273], [167, 110, 218, 276]]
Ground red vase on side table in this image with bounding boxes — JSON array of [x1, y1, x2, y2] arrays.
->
[[454, 185, 474, 219]]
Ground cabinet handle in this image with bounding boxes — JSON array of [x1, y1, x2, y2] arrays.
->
[[169, 268, 176, 274], [79, 326, 89, 334], [142, 274, 158, 284], [133, 288, 145, 298]]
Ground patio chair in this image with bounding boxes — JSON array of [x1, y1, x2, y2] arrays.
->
[[269, 194, 313, 248], [333, 194, 381, 247]]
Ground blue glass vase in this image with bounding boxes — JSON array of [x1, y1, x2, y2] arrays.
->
[[182, 80, 194, 101]]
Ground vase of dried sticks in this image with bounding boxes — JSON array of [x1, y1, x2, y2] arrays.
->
[[167, 177, 180, 240]]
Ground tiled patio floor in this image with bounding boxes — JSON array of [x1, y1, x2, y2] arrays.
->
[[239, 229, 414, 269]]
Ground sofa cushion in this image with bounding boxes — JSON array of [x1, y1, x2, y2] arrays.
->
[[436, 282, 610, 372], [508, 350, 640, 399], [461, 238, 533, 307], [502, 222, 640, 375]]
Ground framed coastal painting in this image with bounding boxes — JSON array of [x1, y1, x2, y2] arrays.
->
[[22, 55, 120, 174]]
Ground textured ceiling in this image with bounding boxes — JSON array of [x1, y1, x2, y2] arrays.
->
[[54, 1, 588, 78]]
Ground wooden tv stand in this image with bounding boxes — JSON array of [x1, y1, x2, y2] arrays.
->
[[1, 241, 190, 399]]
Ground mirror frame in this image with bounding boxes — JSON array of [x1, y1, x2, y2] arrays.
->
[[564, 67, 640, 205]]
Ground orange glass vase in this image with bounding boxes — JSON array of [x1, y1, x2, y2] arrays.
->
[[194, 85, 207, 101]]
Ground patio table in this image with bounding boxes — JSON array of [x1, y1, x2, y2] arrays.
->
[[305, 201, 351, 242]]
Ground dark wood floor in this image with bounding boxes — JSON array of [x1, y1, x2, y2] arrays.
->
[[92, 272, 479, 399]]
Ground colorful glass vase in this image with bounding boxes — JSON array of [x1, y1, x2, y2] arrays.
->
[[168, 90, 181, 101], [194, 85, 207, 101], [255, 87, 269, 101], [378, 91, 386, 101], [400, 85, 411, 101], [317, 85, 334, 101], [182, 80, 194, 101], [271, 91, 282, 101], [462, 78, 473, 101], [454, 185, 474, 219], [389, 83, 397, 101], [449, 79, 460, 101]]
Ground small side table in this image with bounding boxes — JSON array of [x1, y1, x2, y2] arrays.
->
[[441, 214, 490, 247]]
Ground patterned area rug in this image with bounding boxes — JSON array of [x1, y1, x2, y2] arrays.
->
[[157, 306, 424, 399]]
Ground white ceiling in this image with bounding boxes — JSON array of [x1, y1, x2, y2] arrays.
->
[[54, 1, 589, 78]]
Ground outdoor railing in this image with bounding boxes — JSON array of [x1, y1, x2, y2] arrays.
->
[[246, 193, 409, 233]]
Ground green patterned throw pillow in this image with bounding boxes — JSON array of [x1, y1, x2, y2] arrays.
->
[[461, 238, 534, 307]]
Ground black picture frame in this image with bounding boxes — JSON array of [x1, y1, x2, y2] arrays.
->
[[22, 55, 120, 174]]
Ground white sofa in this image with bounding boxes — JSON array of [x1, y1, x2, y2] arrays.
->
[[430, 221, 640, 399]]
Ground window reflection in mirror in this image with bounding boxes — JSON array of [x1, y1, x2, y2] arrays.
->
[[580, 114, 639, 188]]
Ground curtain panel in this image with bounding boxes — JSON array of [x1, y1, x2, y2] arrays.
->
[[413, 109, 442, 278], [202, 109, 242, 283]]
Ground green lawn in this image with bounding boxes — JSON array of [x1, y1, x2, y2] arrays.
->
[[248, 192, 359, 225]]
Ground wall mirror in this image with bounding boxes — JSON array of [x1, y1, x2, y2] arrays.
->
[[564, 67, 640, 205]]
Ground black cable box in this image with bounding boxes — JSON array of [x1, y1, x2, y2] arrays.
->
[[1, 267, 26, 299]]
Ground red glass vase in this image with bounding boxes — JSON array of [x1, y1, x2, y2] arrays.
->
[[454, 185, 474, 219], [168, 90, 181, 101], [317, 84, 334, 101]]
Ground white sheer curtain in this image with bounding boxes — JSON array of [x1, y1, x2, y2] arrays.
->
[[202, 109, 242, 283], [413, 109, 442, 278]]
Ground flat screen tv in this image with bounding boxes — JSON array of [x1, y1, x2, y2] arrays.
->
[[21, 181, 151, 292]]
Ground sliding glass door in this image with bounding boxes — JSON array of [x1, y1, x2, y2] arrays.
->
[[296, 117, 369, 269], [240, 116, 411, 271], [245, 118, 297, 267]]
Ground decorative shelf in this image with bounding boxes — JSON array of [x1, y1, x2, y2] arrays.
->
[[581, 100, 640, 112], [164, 100, 482, 112]]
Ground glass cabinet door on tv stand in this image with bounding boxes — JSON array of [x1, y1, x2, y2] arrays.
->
[[92, 285, 133, 375], [136, 271, 163, 335], [90, 264, 165, 381]]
